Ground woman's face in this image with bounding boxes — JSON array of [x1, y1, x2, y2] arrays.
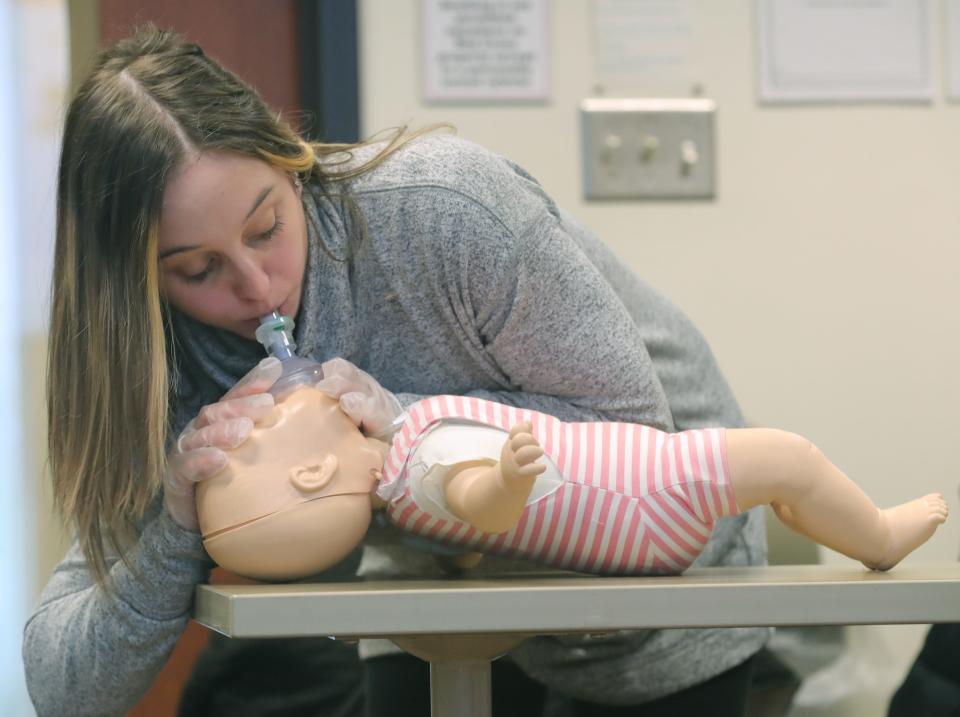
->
[[157, 151, 308, 339]]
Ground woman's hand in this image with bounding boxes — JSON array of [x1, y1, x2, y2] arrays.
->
[[163, 357, 283, 531], [315, 357, 404, 440]]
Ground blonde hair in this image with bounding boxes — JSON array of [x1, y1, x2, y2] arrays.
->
[[49, 25, 433, 583]]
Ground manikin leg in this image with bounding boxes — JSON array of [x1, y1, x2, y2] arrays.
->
[[448, 423, 947, 571], [726, 429, 948, 570]]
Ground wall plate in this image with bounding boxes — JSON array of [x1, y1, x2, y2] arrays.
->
[[580, 98, 716, 200]]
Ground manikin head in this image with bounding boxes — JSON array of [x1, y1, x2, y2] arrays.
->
[[196, 385, 389, 580]]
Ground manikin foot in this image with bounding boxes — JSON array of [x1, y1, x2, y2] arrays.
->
[[864, 493, 949, 571]]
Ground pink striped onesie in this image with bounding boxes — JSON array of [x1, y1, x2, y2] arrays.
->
[[377, 396, 739, 575]]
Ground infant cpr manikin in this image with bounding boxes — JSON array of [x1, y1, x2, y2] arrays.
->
[[195, 314, 949, 583], [195, 385, 387, 580]]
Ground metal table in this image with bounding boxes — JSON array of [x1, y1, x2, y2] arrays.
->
[[195, 563, 960, 716]]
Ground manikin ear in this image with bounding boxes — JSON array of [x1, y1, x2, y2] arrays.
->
[[289, 454, 338, 492]]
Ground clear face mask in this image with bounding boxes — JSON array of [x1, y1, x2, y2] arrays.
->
[[254, 312, 324, 400]]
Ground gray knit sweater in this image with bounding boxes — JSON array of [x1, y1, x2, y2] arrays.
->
[[23, 134, 768, 714]]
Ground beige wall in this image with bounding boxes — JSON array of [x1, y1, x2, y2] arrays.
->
[[27, 0, 97, 597], [25, 336, 69, 597], [23, 0, 74, 597], [359, 0, 959, 712], [67, 0, 98, 96], [30, 3, 100, 591]]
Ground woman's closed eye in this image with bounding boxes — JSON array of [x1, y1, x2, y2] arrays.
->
[[177, 215, 286, 284], [253, 214, 284, 244], [184, 257, 217, 284]]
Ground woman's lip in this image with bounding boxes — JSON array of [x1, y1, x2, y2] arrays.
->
[[250, 303, 286, 323]]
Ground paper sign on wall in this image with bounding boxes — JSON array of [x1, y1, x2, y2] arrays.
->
[[421, 0, 550, 102], [592, 0, 698, 96], [757, 0, 933, 103]]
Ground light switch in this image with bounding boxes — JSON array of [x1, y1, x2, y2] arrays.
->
[[580, 98, 716, 200]]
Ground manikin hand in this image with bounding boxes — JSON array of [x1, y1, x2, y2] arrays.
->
[[500, 422, 547, 486], [444, 421, 546, 534], [164, 357, 283, 532], [434, 424, 545, 574], [314, 357, 404, 440]]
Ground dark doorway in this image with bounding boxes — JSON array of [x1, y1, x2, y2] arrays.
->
[[99, 0, 359, 142]]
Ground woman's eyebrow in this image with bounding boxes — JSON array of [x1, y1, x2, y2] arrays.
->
[[245, 185, 274, 221], [159, 245, 196, 260]]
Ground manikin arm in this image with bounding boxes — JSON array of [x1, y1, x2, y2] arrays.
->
[[444, 422, 546, 533]]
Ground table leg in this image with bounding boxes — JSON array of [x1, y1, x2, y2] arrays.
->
[[389, 633, 531, 717], [430, 659, 492, 717]]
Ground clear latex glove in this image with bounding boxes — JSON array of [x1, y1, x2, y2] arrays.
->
[[163, 357, 283, 531], [314, 357, 404, 440]]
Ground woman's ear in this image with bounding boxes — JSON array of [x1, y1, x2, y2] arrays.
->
[[289, 454, 338, 492]]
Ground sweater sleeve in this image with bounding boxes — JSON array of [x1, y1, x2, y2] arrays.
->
[[393, 209, 674, 427], [454, 194, 674, 429], [22, 506, 212, 717], [415, 174, 674, 431]]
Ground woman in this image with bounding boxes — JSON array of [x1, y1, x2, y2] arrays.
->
[[24, 26, 770, 716]]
